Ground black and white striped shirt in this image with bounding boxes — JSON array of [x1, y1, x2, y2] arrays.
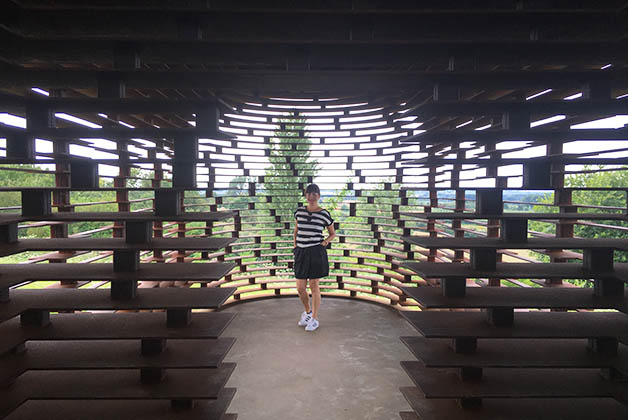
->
[[294, 206, 334, 248]]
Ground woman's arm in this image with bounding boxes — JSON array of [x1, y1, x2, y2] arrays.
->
[[321, 223, 336, 246], [293, 221, 298, 247]]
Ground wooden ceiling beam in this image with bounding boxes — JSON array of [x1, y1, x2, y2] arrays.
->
[[11, 0, 625, 13], [3, 9, 621, 43], [0, 68, 622, 93], [1, 35, 626, 71]]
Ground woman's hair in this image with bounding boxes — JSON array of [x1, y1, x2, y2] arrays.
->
[[305, 184, 320, 195]]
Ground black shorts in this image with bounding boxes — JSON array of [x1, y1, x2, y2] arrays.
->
[[293, 245, 329, 279]]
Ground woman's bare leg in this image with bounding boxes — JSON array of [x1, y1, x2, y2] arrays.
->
[[296, 279, 310, 312], [309, 279, 321, 319]]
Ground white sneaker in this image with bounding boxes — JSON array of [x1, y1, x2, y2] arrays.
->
[[298, 311, 312, 327], [305, 318, 319, 332]]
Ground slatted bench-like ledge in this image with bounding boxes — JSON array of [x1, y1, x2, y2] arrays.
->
[[6, 388, 237, 420], [402, 236, 628, 251], [401, 262, 628, 282], [400, 212, 628, 221], [0, 312, 236, 355], [400, 387, 628, 420], [0, 338, 236, 383], [0, 262, 237, 290], [0, 287, 236, 323], [0, 211, 236, 224], [401, 186, 628, 192], [400, 336, 628, 375], [0, 365, 236, 419], [402, 362, 623, 398], [401, 311, 628, 341], [0, 187, 237, 192], [401, 286, 628, 312], [0, 237, 236, 257]]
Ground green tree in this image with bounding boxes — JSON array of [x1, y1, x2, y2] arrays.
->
[[529, 167, 628, 287], [263, 115, 318, 215], [531, 167, 628, 251]]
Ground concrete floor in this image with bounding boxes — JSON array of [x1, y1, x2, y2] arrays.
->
[[221, 297, 418, 420]]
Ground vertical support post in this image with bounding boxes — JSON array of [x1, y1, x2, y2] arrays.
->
[[154, 190, 182, 217], [426, 146, 438, 263], [125, 221, 152, 243], [21, 309, 50, 327], [113, 250, 140, 273], [483, 140, 506, 286], [0, 223, 18, 244], [140, 367, 166, 384], [441, 277, 466, 297], [458, 367, 483, 381], [452, 150, 465, 262], [70, 159, 99, 188], [110, 277, 138, 300], [450, 337, 477, 354], [500, 218, 528, 242], [141, 338, 167, 355], [583, 248, 614, 272], [172, 135, 198, 188], [21, 189, 51, 217], [150, 145, 165, 262], [594, 277, 625, 297], [486, 307, 514, 326], [167, 308, 192, 327], [475, 189, 503, 216], [103, 46, 139, 239], [522, 158, 552, 189], [0, 287, 9, 303], [470, 248, 497, 271], [587, 337, 618, 357], [6, 132, 34, 160]]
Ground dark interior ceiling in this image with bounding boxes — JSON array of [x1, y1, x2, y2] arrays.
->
[[1, 0, 627, 134], [1, 1, 627, 94]]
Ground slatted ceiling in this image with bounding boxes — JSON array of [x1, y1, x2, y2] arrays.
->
[[6, 388, 237, 420], [0, 312, 236, 355], [401, 336, 628, 372], [402, 128, 628, 143], [400, 387, 628, 420], [0, 126, 235, 141]]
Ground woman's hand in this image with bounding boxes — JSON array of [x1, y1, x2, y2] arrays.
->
[[321, 240, 328, 246]]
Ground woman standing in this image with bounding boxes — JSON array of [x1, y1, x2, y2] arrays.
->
[[293, 184, 336, 331]]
